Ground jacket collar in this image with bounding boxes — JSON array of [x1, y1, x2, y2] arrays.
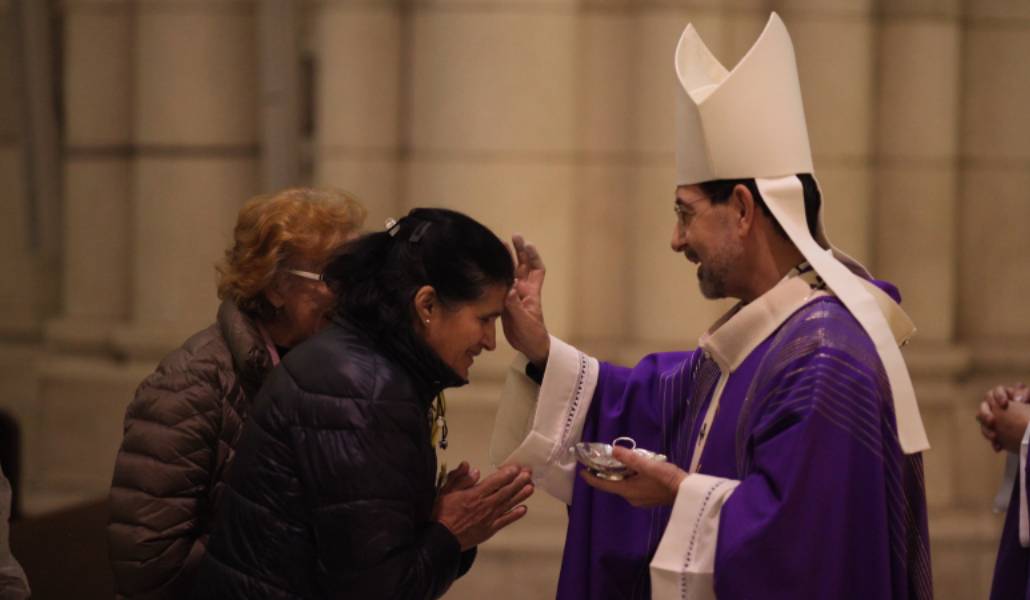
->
[[217, 300, 275, 395], [332, 316, 466, 398]]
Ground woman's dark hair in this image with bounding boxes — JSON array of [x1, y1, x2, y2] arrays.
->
[[324, 208, 515, 339], [698, 173, 821, 240]]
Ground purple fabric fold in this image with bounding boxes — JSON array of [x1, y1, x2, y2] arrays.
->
[[555, 296, 931, 600], [990, 472, 1030, 599]]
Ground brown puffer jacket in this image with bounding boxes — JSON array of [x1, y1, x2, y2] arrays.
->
[[107, 300, 274, 599]]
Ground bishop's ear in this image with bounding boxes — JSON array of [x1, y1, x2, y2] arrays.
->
[[730, 183, 758, 234]]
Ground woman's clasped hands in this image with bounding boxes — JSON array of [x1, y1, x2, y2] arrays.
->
[[434, 462, 534, 551]]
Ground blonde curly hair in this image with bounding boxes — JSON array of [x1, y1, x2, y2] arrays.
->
[[216, 187, 367, 320]]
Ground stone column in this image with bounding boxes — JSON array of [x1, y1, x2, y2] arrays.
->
[[623, 4, 730, 359], [112, 0, 260, 358], [28, 0, 261, 508], [872, 3, 984, 598], [258, 0, 301, 190], [569, 2, 635, 357], [403, 0, 579, 369], [875, 4, 961, 344], [0, 1, 20, 220], [948, 3, 1030, 595], [0, 2, 32, 337], [25, 0, 135, 510], [45, 0, 133, 353], [0, 0, 58, 339], [778, 0, 876, 264], [313, 0, 403, 229], [877, 0, 965, 488], [0, 0, 39, 511], [958, 0, 1030, 343], [876, 0, 965, 503], [0, 0, 70, 511], [958, 0, 1030, 502]]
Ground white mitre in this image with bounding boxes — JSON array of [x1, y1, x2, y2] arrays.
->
[[674, 13, 929, 454]]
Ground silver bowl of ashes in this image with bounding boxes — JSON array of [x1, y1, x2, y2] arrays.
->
[[570, 436, 667, 481]]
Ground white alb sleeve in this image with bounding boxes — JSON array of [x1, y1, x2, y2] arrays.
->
[[650, 474, 740, 600], [489, 335, 599, 504]]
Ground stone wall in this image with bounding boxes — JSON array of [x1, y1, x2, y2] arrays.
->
[[0, 0, 1027, 597]]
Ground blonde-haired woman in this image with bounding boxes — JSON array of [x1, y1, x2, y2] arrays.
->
[[107, 188, 366, 600]]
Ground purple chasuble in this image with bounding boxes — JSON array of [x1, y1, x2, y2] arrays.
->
[[555, 295, 932, 600], [990, 473, 1030, 598]]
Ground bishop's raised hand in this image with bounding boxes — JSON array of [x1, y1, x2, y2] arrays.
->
[[503, 235, 550, 367]]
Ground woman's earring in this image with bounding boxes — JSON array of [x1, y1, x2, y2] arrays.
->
[[425, 319, 430, 324]]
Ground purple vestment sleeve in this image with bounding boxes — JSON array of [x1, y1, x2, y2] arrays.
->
[[556, 351, 697, 600], [991, 459, 1030, 599]]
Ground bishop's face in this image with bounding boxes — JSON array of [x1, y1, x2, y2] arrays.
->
[[670, 185, 745, 300]]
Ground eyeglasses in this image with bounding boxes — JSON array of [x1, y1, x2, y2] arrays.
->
[[673, 200, 714, 230], [285, 269, 325, 282]]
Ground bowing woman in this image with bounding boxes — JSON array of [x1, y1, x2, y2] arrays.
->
[[193, 208, 534, 599]]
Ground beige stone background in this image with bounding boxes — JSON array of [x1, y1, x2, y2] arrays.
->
[[0, 0, 1027, 597]]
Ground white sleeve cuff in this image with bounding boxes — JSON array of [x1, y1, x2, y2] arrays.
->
[[488, 335, 599, 504], [650, 474, 740, 600]]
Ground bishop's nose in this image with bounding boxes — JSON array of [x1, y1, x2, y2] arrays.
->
[[670, 222, 688, 252]]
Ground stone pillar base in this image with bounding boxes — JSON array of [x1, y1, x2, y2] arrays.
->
[[26, 354, 153, 515]]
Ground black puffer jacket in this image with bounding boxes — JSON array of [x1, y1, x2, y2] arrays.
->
[[108, 301, 274, 599], [192, 319, 475, 599]]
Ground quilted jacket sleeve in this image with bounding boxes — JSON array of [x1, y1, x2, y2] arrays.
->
[[311, 502, 468, 600], [107, 345, 229, 600]]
